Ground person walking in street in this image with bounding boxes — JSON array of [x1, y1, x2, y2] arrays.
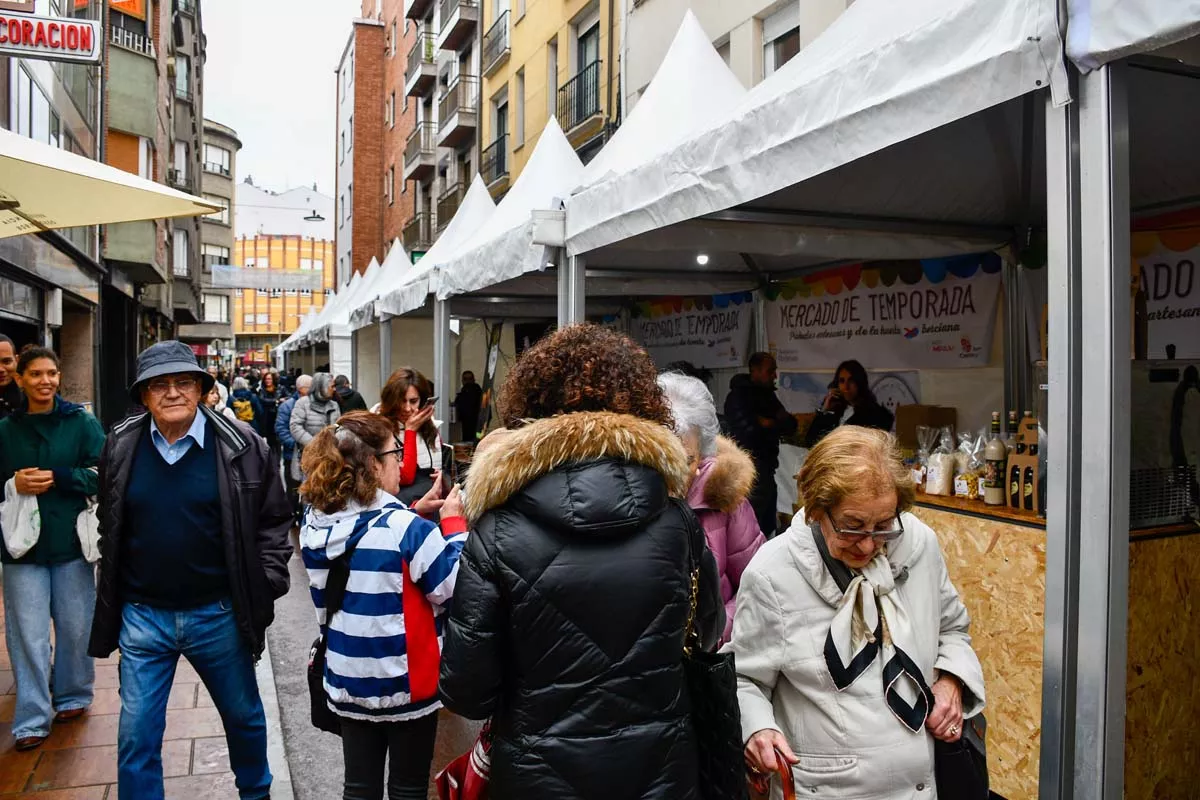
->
[[299, 411, 468, 800], [205, 383, 238, 422], [206, 365, 229, 410], [276, 374, 310, 522], [333, 374, 369, 413], [724, 352, 798, 536], [730, 427, 985, 798], [440, 324, 724, 800], [659, 372, 766, 647], [257, 371, 284, 456], [0, 347, 106, 751], [229, 377, 264, 435], [289, 372, 341, 482], [0, 334, 22, 420], [452, 370, 483, 443], [88, 340, 293, 800], [804, 359, 895, 447]]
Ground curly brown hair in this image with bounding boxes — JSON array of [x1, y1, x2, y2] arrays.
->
[[379, 367, 438, 445], [300, 411, 396, 513], [498, 323, 672, 428]]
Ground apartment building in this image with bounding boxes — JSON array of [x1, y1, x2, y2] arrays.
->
[[232, 181, 336, 365], [400, 0, 481, 255], [479, 0, 619, 196], [625, 0, 854, 106], [177, 118, 241, 364], [0, 0, 104, 411]]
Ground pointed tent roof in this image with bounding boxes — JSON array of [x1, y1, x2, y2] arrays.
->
[[322, 258, 382, 339], [349, 239, 413, 330], [576, 11, 745, 189], [376, 173, 498, 317], [435, 118, 584, 300], [303, 266, 367, 345], [278, 308, 320, 353]]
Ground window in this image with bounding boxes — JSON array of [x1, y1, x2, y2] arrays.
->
[[269, 288, 283, 298], [716, 40, 731, 66], [517, 0, 525, 18], [203, 294, 229, 323], [389, 92, 396, 129], [390, 20, 398, 56], [203, 195, 230, 224], [314, 259, 325, 271], [348, 115, 354, 151], [204, 143, 232, 175], [386, 166, 395, 206], [256, 313, 269, 325], [348, 184, 354, 220], [340, 131, 346, 163], [763, 6, 800, 77], [301, 289, 313, 298], [285, 289, 298, 296], [138, 136, 153, 179], [176, 54, 191, 97], [257, 257, 271, 269], [202, 243, 230, 268], [546, 37, 558, 119], [244, 313, 255, 326], [300, 258, 314, 271], [339, 194, 345, 227], [577, 21, 600, 71], [172, 228, 190, 277], [515, 70, 525, 147], [174, 141, 189, 180]]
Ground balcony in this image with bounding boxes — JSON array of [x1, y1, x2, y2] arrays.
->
[[403, 212, 432, 253], [436, 180, 466, 232], [168, 169, 193, 192], [174, 83, 193, 103], [437, 75, 478, 149], [482, 11, 510, 77], [104, 221, 167, 285], [405, 32, 437, 97], [437, 0, 478, 52], [403, 121, 438, 182], [110, 25, 156, 58], [557, 60, 603, 135], [406, 0, 434, 22], [203, 162, 231, 177], [174, 0, 195, 15], [481, 134, 508, 191]]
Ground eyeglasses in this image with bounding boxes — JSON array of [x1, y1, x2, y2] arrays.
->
[[828, 511, 905, 543], [146, 377, 199, 395], [376, 438, 403, 461]]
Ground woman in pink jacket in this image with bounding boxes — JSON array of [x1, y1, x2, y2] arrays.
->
[[659, 372, 766, 646]]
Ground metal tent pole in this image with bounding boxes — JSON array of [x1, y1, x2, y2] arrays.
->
[[433, 299, 452, 441], [557, 253, 585, 326], [380, 316, 393, 391]]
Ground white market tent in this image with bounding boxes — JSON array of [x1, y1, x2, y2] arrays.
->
[[349, 240, 412, 331], [1065, 0, 1200, 70], [313, 259, 381, 343]]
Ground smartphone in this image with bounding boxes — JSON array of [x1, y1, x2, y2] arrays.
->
[[422, 395, 439, 409]]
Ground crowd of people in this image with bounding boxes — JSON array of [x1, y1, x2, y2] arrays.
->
[[0, 326, 985, 800]]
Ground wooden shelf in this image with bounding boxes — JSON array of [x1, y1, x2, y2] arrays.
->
[[914, 492, 1045, 528]]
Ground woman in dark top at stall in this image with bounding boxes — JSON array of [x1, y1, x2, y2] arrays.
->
[[804, 359, 895, 447]]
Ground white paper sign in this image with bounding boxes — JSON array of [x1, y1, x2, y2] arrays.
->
[[767, 271, 1001, 370], [632, 303, 752, 370], [1137, 245, 1200, 359]]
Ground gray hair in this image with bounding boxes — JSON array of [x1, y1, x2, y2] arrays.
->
[[296, 374, 313, 391], [657, 372, 719, 458], [232, 377, 249, 391]]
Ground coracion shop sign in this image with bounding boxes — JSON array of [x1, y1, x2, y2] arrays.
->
[[0, 12, 101, 64]]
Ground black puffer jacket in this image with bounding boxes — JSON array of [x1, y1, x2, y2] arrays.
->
[[440, 412, 724, 800]]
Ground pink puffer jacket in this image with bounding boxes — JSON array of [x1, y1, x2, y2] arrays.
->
[[686, 437, 766, 646]]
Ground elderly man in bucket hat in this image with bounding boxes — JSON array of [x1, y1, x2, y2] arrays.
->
[[88, 341, 292, 800]]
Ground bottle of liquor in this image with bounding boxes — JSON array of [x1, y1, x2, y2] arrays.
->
[[1010, 462, 1022, 507], [1005, 410, 1018, 451], [1023, 463, 1035, 510], [984, 412, 1007, 506]]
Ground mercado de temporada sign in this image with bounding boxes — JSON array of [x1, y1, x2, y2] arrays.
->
[[766, 255, 1003, 370]]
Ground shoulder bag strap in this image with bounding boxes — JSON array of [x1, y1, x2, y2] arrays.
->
[[322, 537, 361, 631]]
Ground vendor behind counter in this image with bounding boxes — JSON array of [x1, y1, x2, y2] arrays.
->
[[803, 359, 895, 447]]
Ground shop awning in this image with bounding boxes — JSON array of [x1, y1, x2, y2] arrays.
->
[[564, 0, 1068, 263], [0, 126, 220, 237], [1066, 0, 1200, 70], [375, 174, 497, 318]]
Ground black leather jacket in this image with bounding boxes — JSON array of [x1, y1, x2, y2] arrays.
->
[[88, 406, 293, 659]]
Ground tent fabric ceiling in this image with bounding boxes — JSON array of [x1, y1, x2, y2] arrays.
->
[[564, 0, 1067, 259], [1066, 0, 1200, 70]]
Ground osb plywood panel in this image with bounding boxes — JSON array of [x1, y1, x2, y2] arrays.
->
[[916, 507, 1046, 800], [1125, 535, 1200, 800]]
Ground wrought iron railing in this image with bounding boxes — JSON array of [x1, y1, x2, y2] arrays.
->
[[168, 169, 192, 192], [405, 121, 437, 165], [203, 162, 230, 177], [403, 213, 432, 250], [174, 84, 193, 103], [174, 0, 195, 14], [439, 75, 478, 125], [406, 32, 436, 83], [439, 0, 478, 31], [437, 180, 466, 229], [557, 60, 602, 133], [110, 25, 155, 58], [483, 11, 509, 73], [481, 134, 508, 186]]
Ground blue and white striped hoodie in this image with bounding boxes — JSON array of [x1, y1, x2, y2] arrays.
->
[[300, 490, 468, 722]]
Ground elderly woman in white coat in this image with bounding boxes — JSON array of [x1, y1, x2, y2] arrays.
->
[[728, 426, 985, 799]]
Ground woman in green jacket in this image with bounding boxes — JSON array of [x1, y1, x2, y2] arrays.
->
[[0, 347, 106, 751]]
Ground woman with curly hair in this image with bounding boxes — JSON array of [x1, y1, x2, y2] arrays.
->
[[439, 323, 724, 800], [299, 411, 467, 800], [373, 368, 445, 509]]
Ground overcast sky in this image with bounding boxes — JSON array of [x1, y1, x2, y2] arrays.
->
[[203, 0, 360, 197]]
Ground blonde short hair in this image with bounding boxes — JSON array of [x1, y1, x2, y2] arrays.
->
[[798, 427, 915, 522]]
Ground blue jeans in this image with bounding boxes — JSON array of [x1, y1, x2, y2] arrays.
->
[[117, 599, 271, 800], [2, 558, 96, 739]]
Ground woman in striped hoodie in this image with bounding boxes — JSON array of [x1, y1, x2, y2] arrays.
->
[[299, 411, 467, 800]]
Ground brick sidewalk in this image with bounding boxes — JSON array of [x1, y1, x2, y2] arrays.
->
[[0, 593, 292, 799]]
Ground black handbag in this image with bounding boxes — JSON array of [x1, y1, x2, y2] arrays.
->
[[680, 504, 749, 800], [307, 541, 359, 736]]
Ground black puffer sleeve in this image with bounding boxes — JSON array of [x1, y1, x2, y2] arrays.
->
[[439, 513, 506, 719]]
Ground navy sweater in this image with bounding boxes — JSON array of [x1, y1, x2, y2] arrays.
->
[[120, 424, 229, 609]]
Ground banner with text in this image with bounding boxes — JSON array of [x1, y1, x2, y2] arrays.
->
[[631, 293, 753, 370], [1133, 228, 1200, 359], [766, 255, 1003, 370]]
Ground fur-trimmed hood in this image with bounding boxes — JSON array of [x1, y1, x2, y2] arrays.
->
[[688, 436, 756, 514], [463, 411, 690, 524]]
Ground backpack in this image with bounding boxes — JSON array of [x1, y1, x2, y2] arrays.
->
[[231, 397, 255, 422]]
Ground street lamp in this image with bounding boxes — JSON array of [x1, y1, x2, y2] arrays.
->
[[304, 210, 325, 222]]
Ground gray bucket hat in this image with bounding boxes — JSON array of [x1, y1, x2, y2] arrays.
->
[[130, 340, 215, 403]]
